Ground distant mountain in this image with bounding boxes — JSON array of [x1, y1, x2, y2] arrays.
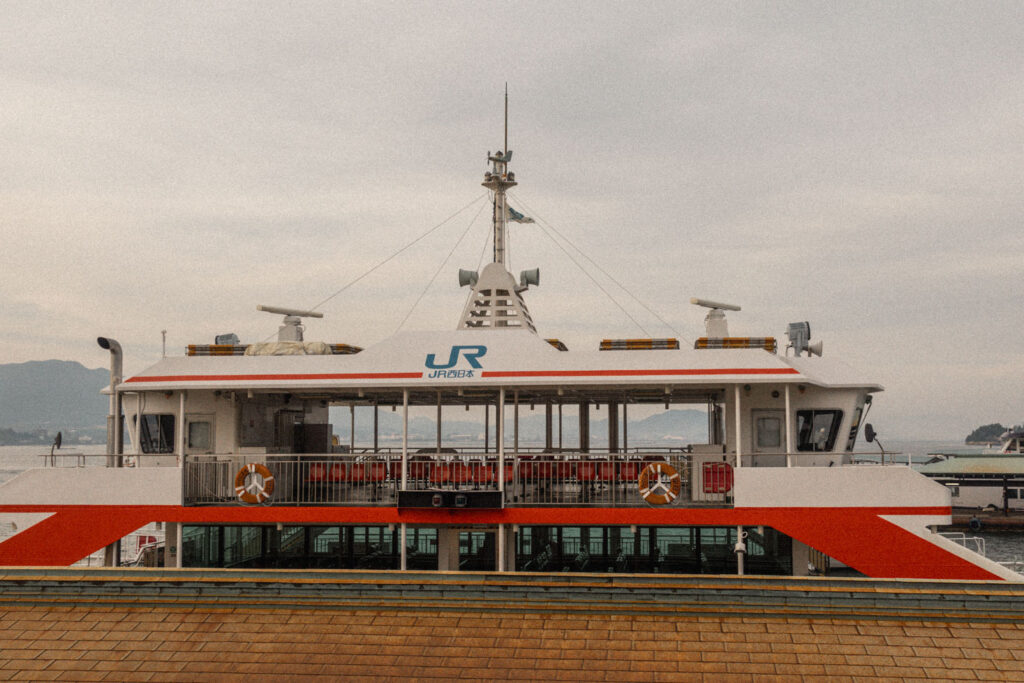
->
[[0, 359, 711, 449], [0, 361, 109, 437], [329, 406, 708, 447]]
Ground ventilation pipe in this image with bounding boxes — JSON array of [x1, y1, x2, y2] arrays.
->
[[97, 336, 124, 567], [97, 337, 123, 467]]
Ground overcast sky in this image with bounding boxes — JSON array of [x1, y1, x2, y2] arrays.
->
[[2, 2, 1022, 439]]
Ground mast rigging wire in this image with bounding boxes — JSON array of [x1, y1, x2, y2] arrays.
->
[[309, 193, 488, 314], [257, 193, 488, 343], [395, 198, 489, 334], [510, 192, 689, 344]]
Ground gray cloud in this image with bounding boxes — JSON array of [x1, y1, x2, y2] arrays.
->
[[2, 2, 1022, 438]]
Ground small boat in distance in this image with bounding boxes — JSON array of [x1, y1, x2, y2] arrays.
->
[[0, 111, 1017, 580]]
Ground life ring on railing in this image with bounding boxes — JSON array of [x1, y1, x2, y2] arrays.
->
[[638, 462, 681, 505], [235, 463, 275, 504]]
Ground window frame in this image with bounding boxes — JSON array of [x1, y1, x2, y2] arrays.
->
[[795, 409, 844, 452]]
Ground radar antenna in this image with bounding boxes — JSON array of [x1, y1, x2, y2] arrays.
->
[[257, 305, 324, 342], [690, 298, 741, 338]]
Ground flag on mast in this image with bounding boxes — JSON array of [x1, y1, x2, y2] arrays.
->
[[507, 206, 534, 223]]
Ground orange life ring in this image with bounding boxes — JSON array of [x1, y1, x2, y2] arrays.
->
[[638, 462, 681, 505], [235, 463, 275, 504]]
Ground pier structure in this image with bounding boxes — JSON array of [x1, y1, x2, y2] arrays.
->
[[1, 569, 1023, 680]]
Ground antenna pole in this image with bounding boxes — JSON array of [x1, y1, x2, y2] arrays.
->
[[482, 86, 517, 268]]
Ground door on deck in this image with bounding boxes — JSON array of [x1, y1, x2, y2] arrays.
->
[[185, 414, 215, 455], [751, 410, 787, 467]]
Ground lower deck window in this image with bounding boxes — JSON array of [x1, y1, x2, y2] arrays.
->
[[516, 526, 792, 575], [180, 524, 794, 575], [181, 525, 437, 570]]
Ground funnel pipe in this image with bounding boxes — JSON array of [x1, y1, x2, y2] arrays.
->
[[97, 337, 124, 465]]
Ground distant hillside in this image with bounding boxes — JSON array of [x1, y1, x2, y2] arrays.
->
[[329, 406, 708, 446], [966, 423, 1008, 444], [0, 361, 109, 438], [0, 358, 710, 449]]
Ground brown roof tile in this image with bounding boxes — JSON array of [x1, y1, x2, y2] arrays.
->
[[6, 599, 1024, 681]]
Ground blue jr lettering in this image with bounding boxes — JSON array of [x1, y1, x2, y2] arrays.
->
[[425, 345, 487, 370]]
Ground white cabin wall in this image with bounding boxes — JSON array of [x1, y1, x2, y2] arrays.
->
[[130, 390, 236, 462], [724, 383, 868, 467]]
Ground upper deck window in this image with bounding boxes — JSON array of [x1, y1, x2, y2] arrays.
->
[[137, 414, 175, 453], [796, 410, 843, 452]]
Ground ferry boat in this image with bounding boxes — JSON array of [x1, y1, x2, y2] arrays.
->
[[0, 124, 1017, 580], [920, 426, 1024, 514]]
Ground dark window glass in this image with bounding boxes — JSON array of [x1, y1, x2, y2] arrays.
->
[[515, 526, 791, 575], [137, 414, 175, 453], [796, 410, 843, 452]]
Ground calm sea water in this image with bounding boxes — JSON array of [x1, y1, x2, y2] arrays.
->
[[2, 441, 1023, 564]]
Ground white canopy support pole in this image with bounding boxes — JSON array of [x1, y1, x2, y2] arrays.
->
[[436, 391, 442, 453], [784, 385, 793, 468], [558, 403, 563, 451], [623, 402, 629, 452], [513, 390, 519, 455], [373, 403, 378, 452], [135, 393, 143, 456], [175, 522, 183, 568], [484, 404, 489, 454], [349, 403, 355, 453], [734, 385, 742, 468], [499, 388, 506, 493], [400, 523, 407, 570], [401, 389, 409, 490], [497, 523, 505, 572], [544, 402, 553, 451], [178, 391, 186, 468], [736, 525, 745, 576]]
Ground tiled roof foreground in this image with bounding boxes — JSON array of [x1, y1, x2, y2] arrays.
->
[[2, 605, 1024, 682]]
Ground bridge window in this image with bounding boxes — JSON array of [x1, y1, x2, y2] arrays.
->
[[796, 410, 843, 452], [137, 414, 175, 453]]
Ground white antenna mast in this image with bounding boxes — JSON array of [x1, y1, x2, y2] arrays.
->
[[456, 87, 538, 333], [482, 86, 516, 267]]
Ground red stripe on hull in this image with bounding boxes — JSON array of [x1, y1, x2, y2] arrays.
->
[[0, 505, 994, 580], [125, 372, 423, 383], [123, 369, 800, 383], [481, 368, 801, 378]]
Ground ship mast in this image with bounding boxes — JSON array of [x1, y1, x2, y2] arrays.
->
[[456, 89, 538, 332], [482, 87, 516, 268]]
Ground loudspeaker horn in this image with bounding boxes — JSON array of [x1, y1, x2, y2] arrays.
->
[[807, 340, 824, 357], [458, 269, 478, 288], [519, 268, 540, 287]]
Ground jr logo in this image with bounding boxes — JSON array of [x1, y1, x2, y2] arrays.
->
[[425, 345, 487, 369]]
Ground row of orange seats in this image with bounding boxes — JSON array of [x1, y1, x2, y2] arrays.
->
[[304, 460, 662, 484]]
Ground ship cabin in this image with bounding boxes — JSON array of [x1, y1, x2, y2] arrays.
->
[[105, 300, 881, 576], [90, 144, 896, 578]]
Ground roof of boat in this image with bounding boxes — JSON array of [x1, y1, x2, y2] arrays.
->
[[120, 329, 883, 393], [918, 454, 1024, 476]]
